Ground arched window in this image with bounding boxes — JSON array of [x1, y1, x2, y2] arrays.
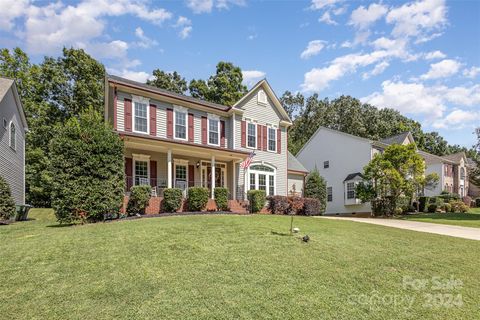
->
[[9, 121, 16, 151], [460, 167, 465, 180], [248, 163, 276, 196]]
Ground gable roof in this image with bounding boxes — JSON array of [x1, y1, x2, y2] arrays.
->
[[441, 152, 467, 164], [288, 151, 308, 173], [0, 77, 28, 130], [107, 74, 231, 112], [380, 132, 415, 145], [233, 79, 292, 124], [344, 172, 364, 181]]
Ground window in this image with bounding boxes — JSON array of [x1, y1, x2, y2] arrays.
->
[[460, 167, 465, 180], [247, 122, 256, 148], [269, 175, 275, 196], [324, 161, 329, 169], [175, 110, 187, 140], [250, 173, 256, 190], [327, 187, 333, 202], [258, 90, 267, 104], [133, 101, 148, 133], [9, 122, 16, 150], [346, 182, 355, 199], [268, 127, 276, 152], [134, 160, 148, 185], [258, 174, 266, 192], [208, 118, 219, 145], [3, 118, 7, 129], [249, 164, 276, 196]]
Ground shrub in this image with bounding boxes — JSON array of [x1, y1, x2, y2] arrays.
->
[[304, 168, 327, 214], [396, 196, 410, 212], [439, 191, 460, 203], [247, 190, 266, 213], [268, 196, 290, 215], [127, 185, 151, 215], [0, 176, 16, 220], [394, 207, 403, 215], [450, 200, 469, 213], [289, 196, 305, 215], [419, 196, 429, 212], [49, 108, 124, 224], [188, 187, 209, 211], [462, 196, 472, 207], [214, 187, 228, 211], [443, 203, 452, 213], [371, 198, 395, 216], [163, 188, 183, 212], [303, 198, 321, 216], [427, 204, 437, 213], [476, 198, 480, 208]]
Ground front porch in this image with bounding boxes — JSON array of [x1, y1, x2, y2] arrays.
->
[[123, 134, 249, 201]]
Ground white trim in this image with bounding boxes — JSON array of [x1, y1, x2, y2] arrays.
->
[[132, 153, 151, 161], [207, 115, 220, 146], [133, 158, 150, 186], [247, 162, 276, 196], [257, 90, 267, 105], [246, 121, 257, 149], [174, 158, 189, 165], [232, 115, 236, 150], [132, 97, 149, 134], [173, 107, 188, 141], [173, 105, 188, 113]]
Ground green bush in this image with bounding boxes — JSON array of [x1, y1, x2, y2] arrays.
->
[[450, 200, 469, 213], [371, 198, 395, 216], [214, 187, 228, 211], [427, 204, 437, 213], [304, 168, 327, 214], [394, 207, 403, 215], [439, 191, 460, 203], [0, 176, 16, 220], [419, 196, 429, 212], [396, 196, 410, 212], [163, 188, 183, 212], [49, 108, 124, 224], [476, 198, 480, 208], [247, 190, 266, 213], [127, 185, 151, 215], [443, 203, 452, 213], [188, 187, 209, 211]]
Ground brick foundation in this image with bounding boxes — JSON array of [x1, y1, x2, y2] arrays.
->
[[122, 196, 218, 214]]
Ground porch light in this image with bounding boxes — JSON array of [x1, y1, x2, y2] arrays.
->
[[196, 161, 200, 168]]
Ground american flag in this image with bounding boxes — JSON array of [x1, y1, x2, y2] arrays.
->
[[240, 151, 256, 169]]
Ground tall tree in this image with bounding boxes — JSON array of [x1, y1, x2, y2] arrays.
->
[[189, 61, 247, 106], [147, 70, 187, 94], [279, 91, 304, 120]]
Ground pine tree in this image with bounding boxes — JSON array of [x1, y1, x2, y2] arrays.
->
[[304, 167, 327, 214], [0, 176, 16, 220]]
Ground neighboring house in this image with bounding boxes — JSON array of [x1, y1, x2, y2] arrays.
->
[[104, 75, 300, 209], [296, 127, 469, 215], [0, 77, 28, 205]]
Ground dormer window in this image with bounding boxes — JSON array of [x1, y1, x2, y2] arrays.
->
[[258, 90, 267, 105]]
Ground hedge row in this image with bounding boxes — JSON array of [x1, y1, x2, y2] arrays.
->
[[267, 195, 322, 216]]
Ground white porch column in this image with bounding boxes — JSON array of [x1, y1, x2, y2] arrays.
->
[[167, 149, 172, 188], [232, 161, 237, 200], [211, 155, 215, 199]]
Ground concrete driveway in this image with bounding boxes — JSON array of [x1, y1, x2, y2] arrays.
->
[[320, 216, 480, 241]]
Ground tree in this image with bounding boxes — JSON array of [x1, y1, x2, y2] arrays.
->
[[279, 91, 304, 120], [0, 176, 16, 220], [50, 108, 124, 224], [147, 70, 187, 94], [304, 168, 327, 214], [189, 61, 247, 106]]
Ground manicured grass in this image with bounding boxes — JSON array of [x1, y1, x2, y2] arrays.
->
[[1, 209, 479, 319], [399, 208, 480, 228]]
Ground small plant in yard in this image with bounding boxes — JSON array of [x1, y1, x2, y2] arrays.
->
[[443, 202, 452, 213], [304, 167, 327, 214], [450, 200, 469, 213], [268, 195, 290, 215], [302, 198, 321, 216], [247, 190, 266, 213], [0, 176, 16, 220], [163, 188, 183, 212], [214, 187, 228, 211], [127, 185, 151, 215], [188, 187, 209, 211]]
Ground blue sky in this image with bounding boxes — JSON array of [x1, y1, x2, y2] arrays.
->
[[1, 0, 479, 147]]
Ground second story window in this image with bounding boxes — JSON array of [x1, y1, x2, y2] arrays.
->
[[247, 122, 256, 148], [324, 161, 329, 169], [134, 101, 148, 133], [9, 121, 16, 151], [175, 109, 187, 140], [208, 117, 219, 146], [268, 127, 276, 152]]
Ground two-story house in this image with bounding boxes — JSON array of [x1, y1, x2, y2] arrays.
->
[[104, 75, 307, 212], [0, 77, 28, 205], [296, 127, 469, 215]]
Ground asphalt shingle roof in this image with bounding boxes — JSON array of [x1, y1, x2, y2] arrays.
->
[[379, 132, 411, 145], [288, 151, 308, 173]]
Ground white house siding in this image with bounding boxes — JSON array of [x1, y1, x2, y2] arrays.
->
[[234, 86, 288, 197], [424, 163, 443, 197], [296, 128, 372, 215], [287, 173, 304, 196], [0, 88, 25, 205]]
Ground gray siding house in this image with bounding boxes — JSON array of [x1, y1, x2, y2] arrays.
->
[[0, 77, 28, 205]]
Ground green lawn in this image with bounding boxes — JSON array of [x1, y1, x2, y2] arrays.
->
[[1, 209, 479, 319], [399, 208, 480, 228]]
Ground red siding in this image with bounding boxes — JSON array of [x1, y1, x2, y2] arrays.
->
[[277, 128, 281, 154], [220, 120, 225, 148], [150, 160, 157, 187], [149, 104, 156, 136], [201, 116, 208, 144], [241, 121, 246, 148], [263, 126, 267, 151], [166, 108, 173, 138], [124, 98, 132, 132], [188, 113, 194, 142], [125, 158, 133, 191]]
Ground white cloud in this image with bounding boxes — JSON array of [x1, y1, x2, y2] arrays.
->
[[118, 69, 152, 82], [349, 3, 388, 29], [0, 0, 28, 31], [242, 70, 266, 86], [420, 59, 462, 80], [362, 61, 390, 79], [310, 0, 342, 10], [300, 40, 327, 59], [175, 16, 192, 39], [424, 50, 446, 60], [386, 0, 447, 41], [319, 11, 337, 25], [134, 27, 158, 48], [463, 66, 480, 79], [186, 0, 245, 14], [432, 109, 480, 129]]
